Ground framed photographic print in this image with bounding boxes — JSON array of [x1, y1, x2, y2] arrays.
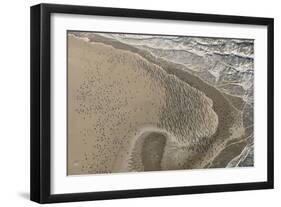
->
[[30, 3, 274, 203]]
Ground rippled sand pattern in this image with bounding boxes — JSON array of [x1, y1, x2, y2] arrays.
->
[[67, 32, 253, 175]]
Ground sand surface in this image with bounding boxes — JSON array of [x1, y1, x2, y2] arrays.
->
[[67, 33, 250, 175]]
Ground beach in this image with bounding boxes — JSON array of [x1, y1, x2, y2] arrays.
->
[[67, 32, 253, 175]]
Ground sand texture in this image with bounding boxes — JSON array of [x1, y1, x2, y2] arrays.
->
[[67, 32, 254, 175]]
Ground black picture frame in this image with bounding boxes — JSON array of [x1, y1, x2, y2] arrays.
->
[[30, 3, 274, 204]]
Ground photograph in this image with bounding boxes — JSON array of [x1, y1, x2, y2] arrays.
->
[[67, 31, 254, 175], [29, 3, 273, 203]]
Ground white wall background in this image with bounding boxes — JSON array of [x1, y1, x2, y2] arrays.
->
[[0, 0, 279, 206]]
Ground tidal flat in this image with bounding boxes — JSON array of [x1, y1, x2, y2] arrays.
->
[[67, 32, 254, 175]]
